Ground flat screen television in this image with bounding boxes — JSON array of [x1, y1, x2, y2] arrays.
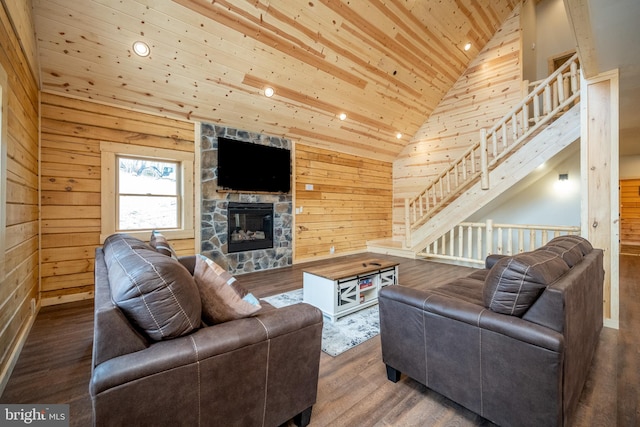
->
[[217, 137, 291, 193]]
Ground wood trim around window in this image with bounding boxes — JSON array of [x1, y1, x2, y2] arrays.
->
[[100, 141, 195, 243]]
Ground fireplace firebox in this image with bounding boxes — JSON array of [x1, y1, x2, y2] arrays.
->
[[227, 202, 274, 253]]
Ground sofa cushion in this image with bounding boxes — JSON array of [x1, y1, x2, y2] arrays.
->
[[483, 251, 569, 316], [104, 234, 202, 340], [467, 268, 490, 281], [193, 254, 261, 324], [432, 277, 485, 306], [150, 230, 178, 259]]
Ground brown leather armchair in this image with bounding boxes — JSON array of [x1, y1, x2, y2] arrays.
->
[[379, 235, 603, 427], [90, 235, 323, 426]]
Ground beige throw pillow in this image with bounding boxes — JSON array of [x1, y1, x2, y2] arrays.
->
[[194, 255, 261, 324]]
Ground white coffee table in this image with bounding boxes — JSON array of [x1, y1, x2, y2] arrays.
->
[[302, 258, 399, 322]]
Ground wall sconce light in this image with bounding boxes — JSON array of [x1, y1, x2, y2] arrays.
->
[[554, 172, 572, 195], [264, 87, 275, 97], [132, 41, 150, 57]]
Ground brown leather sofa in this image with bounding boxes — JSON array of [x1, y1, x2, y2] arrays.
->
[[90, 234, 323, 426], [379, 235, 604, 427]]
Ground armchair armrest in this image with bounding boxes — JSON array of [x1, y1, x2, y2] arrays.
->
[[91, 302, 322, 395], [379, 286, 563, 351], [178, 255, 196, 275]]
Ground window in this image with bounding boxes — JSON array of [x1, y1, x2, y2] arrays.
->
[[101, 142, 194, 242], [117, 156, 180, 230]]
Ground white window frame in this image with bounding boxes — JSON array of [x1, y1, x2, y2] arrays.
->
[[116, 154, 182, 231], [101, 141, 194, 243]]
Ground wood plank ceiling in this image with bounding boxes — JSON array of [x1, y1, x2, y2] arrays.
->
[[32, 0, 518, 162]]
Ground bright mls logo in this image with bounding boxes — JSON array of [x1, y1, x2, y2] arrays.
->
[[0, 404, 69, 426]]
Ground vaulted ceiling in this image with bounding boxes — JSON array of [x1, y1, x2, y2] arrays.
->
[[574, 0, 640, 156], [31, 0, 518, 162], [29, 0, 640, 162]]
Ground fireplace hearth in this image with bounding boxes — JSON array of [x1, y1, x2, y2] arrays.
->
[[227, 202, 274, 253]]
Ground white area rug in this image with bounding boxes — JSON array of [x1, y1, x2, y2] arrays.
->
[[261, 289, 379, 357]]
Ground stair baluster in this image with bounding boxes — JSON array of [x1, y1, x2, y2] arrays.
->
[[405, 53, 581, 249]]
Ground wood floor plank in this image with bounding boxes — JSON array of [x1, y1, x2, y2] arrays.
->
[[617, 254, 640, 427], [0, 252, 632, 426]]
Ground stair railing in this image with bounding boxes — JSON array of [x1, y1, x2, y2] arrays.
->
[[405, 53, 581, 247], [419, 219, 581, 265]]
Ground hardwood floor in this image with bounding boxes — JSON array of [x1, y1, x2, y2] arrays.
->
[[0, 298, 94, 426], [617, 253, 640, 426], [0, 252, 633, 426]]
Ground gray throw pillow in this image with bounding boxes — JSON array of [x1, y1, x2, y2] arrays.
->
[[548, 234, 593, 255], [150, 230, 178, 259], [104, 234, 202, 340], [483, 250, 569, 316], [538, 236, 585, 267]]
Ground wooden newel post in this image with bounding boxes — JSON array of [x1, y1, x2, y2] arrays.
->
[[404, 198, 411, 248], [486, 219, 494, 256], [480, 129, 489, 189]]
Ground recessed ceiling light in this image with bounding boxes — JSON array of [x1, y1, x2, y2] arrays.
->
[[464, 42, 472, 51], [396, 132, 403, 139], [264, 87, 275, 97], [132, 41, 150, 57], [339, 113, 347, 121]]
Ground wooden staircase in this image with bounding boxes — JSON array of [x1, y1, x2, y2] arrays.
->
[[369, 53, 582, 257]]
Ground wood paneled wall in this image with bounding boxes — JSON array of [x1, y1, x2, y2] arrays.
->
[[392, 6, 523, 239], [294, 144, 392, 260], [0, 2, 40, 392], [40, 92, 196, 305], [621, 179, 640, 244]]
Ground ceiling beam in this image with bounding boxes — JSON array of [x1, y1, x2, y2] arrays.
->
[[563, 0, 599, 78]]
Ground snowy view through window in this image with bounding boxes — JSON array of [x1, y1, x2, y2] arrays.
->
[[118, 157, 179, 231]]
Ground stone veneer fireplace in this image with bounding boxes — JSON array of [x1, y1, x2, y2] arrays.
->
[[200, 123, 292, 274]]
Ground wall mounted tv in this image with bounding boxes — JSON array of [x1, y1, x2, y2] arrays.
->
[[217, 137, 291, 193]]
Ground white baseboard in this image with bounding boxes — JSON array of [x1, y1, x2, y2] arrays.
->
[[603, 317, 619, 330]]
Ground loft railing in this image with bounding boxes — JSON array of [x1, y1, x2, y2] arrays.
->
[[404, 53, 581, 247], [420, 219, 581, 265]]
